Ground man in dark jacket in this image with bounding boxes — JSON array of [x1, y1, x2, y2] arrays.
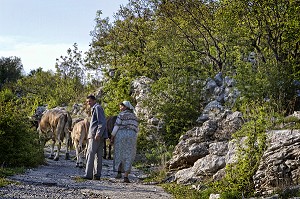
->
[[82, 95, 107, 180]]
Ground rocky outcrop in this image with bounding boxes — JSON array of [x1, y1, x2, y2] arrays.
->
[[253, 126, 300, 195], [130, 74, 300, 197], [131, 76, 154, 119], [166, 110, 244, 183], [131, 76, 165, 137], [197, 72, 240, 126], [164, 71, 300, 197], [166, 73, 243, 183], [71, 103, 90, 118]]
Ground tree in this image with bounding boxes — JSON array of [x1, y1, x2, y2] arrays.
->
[[0, 88, 44, 167], [221, 0, 300, 114], [85, 1, 160, 115], [85, 0, 300, 147], [0, 56, 24, 90], [15, 69, 88, 110], [86, 1, 160, 79], [85, 0, 209, 144], [55, 43, 86, 104], [13, 70, 58, 114], [55, 43, 84, 81]]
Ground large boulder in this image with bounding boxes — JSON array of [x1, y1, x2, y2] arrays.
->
[[166, 110, 243, 183], [131, 76, 165, 137], [253, 128, 300, 195]]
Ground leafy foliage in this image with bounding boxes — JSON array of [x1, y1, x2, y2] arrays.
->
[[147, 74, 202, 146], [14, 53, 88, 112], [0, 89, 44, 167], [0, 167, 25, 187], [0, 56, 23, 90], [224, 0, 300, 114], [161, 183, 213, 199]]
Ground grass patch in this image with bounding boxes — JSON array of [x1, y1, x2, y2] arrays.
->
[[277, 187, 300, 199], [0, 177, 11, 187], [73, 176, 88, 182], [273, 115, 300, 130], [142, 166, 168, 183], [161, 183, 212, 199], [0, 167, 26, 187]]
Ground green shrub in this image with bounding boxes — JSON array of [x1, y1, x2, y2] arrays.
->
[[0, 167, 25, 187], [161, 183, 213, 199], [0, 94, 44, 167], [144, 144, 174, 166]]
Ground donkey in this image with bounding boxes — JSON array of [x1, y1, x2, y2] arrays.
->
[[103, 116, 117, 159]]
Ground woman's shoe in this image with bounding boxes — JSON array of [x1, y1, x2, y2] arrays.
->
[[124, 177, 130, 183]]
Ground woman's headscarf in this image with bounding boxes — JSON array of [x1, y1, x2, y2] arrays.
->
[[121, 101, 135, 111]]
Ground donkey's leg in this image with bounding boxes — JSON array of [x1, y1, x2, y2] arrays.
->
[[78, 144, 84, 168], [64, 132, 71, 160], [54, 138, 61, 161], [103, 139, 107, 159], [48, 139, 55, 159], [75, 144, 80, 167], [54, 116, 65, 161], [108, 144, 112, 159]]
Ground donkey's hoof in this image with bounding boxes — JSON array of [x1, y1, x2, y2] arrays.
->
[[54, 157, 59, 161], [65, 153, 70, 160]]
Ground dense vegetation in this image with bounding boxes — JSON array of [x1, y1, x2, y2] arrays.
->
[[0, 0, 299, 197]]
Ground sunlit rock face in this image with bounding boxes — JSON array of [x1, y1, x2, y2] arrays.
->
[[165, 73, 244, 184], [253, 127, 300, 195], [167, 110, 244, 184], [130, 76, 166, 151], [130, 76, 164, 134]]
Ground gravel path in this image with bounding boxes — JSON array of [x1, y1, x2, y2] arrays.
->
[[0, 148, 173, 199]]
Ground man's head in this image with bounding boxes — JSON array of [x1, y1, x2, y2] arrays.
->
[[86, 95, 97, 108]]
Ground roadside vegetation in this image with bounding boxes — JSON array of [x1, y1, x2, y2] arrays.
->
[[0, 167, 25, 187]]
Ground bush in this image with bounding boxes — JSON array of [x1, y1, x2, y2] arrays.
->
[[161, 183, 213, 199], [0, 167, 25, 187], [0, 93, 44, 167]]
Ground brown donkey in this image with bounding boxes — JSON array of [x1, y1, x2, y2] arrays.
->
[[103, 116, 117, 159]]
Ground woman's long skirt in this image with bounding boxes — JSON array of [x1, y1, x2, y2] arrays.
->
[[113, 129, 137, 173]]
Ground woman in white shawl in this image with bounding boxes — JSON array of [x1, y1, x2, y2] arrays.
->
[[110, 101, 138, 183]]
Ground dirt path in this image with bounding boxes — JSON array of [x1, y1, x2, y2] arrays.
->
[[0, 149, 173, 199]]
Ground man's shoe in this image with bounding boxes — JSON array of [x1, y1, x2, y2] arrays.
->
[[80, 176, 92, 180], [115, 172, 122, 179], [93, 175, 101, 180]]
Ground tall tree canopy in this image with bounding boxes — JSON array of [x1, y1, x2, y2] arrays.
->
[[221, 0, 300, 113], [83, 0, 300, 146], [0, 56, 24, 89]]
